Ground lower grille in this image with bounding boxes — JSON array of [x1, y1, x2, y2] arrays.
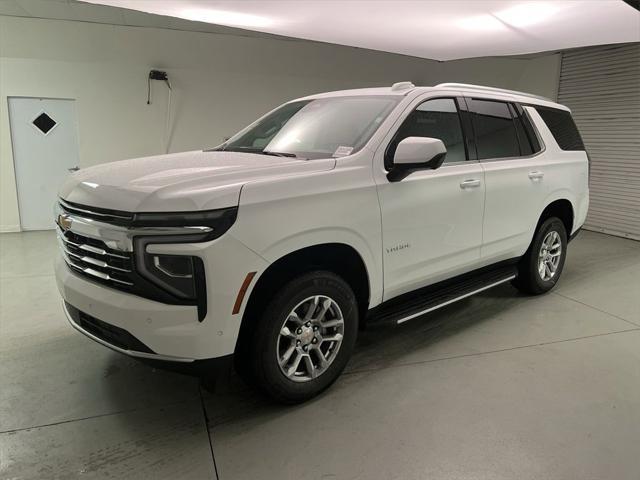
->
[[58, 228, 135, 290], [66, 302, 154, 353]]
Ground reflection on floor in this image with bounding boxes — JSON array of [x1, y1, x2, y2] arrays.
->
[[1, 230, 639, 479]]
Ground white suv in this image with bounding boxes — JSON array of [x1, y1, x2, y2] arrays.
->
[[55, 82, 589, 403]]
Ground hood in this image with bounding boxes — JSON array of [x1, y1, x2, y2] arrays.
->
[[60, 150, 336, 212]]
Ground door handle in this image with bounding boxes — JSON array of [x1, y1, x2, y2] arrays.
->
[[68, 166, 80, 172], [528, 171, 544, 180], [460, 179, 481, 189]]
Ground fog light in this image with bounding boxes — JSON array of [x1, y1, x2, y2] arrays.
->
[[153, 255, 193, 278]]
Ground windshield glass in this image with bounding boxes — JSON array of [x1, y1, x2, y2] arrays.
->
[[219, 96, 400, 160]]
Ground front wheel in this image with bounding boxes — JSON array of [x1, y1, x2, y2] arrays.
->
[[513, 216, 568, 295], [247, 271, 358, 404]]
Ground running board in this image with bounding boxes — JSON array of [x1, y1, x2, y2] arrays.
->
[[367, 263, 517, 326]]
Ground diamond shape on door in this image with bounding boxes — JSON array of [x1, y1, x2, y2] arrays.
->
[[32, 112, 57, 135]]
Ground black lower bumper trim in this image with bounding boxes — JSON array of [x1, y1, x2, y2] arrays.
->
[[65, 301, 233, 381], [139, 354, 234, 379], [65, 302, 154, 354]]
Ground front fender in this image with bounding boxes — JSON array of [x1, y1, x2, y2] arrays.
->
[[232, 165, 384, 306]]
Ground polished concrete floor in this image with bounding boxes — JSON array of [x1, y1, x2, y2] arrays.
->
[[1, 230, 639, 479]]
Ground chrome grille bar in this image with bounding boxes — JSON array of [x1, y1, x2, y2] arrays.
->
[[62, 251, 134, 286], [57, 233, 129, 259], [60, 244, 132, 273], [57, 222, 135, 289]]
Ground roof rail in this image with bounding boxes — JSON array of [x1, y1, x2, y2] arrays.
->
[[435, 83, 552, 102]]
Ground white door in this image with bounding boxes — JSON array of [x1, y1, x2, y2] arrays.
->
[[465, 98, 548, 262], [8, 97, 80, 231], [375, 97, 485, 300]]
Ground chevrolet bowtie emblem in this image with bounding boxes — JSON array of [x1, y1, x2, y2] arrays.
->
[[57, 213, 73, 232]]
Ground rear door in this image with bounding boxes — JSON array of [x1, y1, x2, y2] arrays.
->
[[467, 97, 547, 262], [375, 94, 485, 300]]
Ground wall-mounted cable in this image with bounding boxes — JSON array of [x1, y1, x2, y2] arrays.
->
[[146, 69, 173, 153]]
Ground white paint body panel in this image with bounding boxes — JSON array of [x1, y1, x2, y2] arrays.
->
[[377, 162, 485, 299], [55, 84, 589, 360], [481, 107, 589, 262], [59, 150, 335, 212]]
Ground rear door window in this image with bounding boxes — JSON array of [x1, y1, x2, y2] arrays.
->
[[468, 99, 521, 160]]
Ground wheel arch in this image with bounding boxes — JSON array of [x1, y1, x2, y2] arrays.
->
[[235, 242, 371, 356], [537, 198, 575, 236]]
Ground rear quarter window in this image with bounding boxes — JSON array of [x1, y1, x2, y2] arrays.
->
[[534, 107, 585, 151]]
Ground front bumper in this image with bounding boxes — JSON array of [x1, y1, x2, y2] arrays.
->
[[63, 300, 193, 362], [54, 198, 270, 363], [56, 231, 268, 360], [56, 256, 213, 358], [63, 300, 234, 378]]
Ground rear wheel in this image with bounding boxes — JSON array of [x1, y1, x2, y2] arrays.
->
[[513, 217, 568, 295], [246, 271, 358, 404]]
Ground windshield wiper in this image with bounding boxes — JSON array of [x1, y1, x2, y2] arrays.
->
[[210, 146, 305, 159], [262, 150, 298, 158]]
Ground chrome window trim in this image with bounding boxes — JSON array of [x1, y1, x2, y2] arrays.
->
[[477, 146, 547, 164]]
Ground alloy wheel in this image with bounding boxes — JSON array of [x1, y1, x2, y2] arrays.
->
[[276, 295, 345, 382], [538, 230, 562, 281]]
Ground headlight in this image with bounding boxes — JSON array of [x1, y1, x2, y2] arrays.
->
[[134, 236, 208, 320], [130, 207, 237, 321], [138, 248, 204, 301]]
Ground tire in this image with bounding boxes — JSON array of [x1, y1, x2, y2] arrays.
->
[[246, 271, 358, 404], [513, 216, 568, 295]]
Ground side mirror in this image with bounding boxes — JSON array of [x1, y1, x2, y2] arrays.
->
[[387, 137, 447, 182]]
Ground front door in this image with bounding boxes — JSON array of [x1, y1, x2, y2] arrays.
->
[[375, 96, 485, 300], [8, 97, 81, 230]]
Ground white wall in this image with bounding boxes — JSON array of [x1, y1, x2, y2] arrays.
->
[[0, 15, 560, 231]]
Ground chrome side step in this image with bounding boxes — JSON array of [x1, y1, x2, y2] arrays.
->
[[367, 263, 518, 326], [396, 275, 515, 324]]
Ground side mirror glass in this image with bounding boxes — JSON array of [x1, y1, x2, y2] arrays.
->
[[388, 137, 447, 182]]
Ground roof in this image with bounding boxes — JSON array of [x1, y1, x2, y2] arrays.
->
[[297, 81, 566, 110]]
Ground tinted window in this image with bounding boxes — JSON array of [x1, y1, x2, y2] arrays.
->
[[509, 103, 537, 155], [469, 99, 520, 160], [517, 104, 542, 153], [386, 98, 466, 167], [535, 106, 585, 151]]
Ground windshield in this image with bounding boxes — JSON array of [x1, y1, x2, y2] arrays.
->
[[219, 96, 400, 160]]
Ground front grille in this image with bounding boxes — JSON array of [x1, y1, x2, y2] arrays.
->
[[66, 302, 154, 354], [57, 199, 204, 317], [58, 227, 135, 290]]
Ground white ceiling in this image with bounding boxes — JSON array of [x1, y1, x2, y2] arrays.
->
[[81, 0, 640, 60]]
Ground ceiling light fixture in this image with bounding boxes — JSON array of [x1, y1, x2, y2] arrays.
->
[[180, 8, 274, 28], [456, 14, 505, 31], [494, 2, 561, 27]]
